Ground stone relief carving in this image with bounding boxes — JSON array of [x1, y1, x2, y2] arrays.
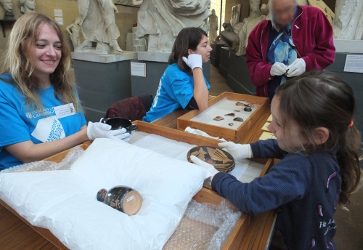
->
[[77, 0, 122, 54], [134, 0, 210, 53], [333, 0, 363, 40]]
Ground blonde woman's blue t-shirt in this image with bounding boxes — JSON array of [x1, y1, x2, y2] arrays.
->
[[143, 63, 210, 123], [0, 74, 87, 170]]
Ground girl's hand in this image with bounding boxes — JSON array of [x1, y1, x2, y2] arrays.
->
[[190, 155, 219, 180], [218, 142, 252, 161], [182, 54, 203, 70]]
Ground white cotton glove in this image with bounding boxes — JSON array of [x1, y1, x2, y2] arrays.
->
[[182, 54, 203, 70], [286, 58, 306, 77], [190, 155, 219, 180], [270, 62, 288, 76], [218, 141, 252, 161], [87, 121, 131, 142]]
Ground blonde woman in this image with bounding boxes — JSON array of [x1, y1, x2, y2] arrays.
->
[[0, 13, 129, 171]]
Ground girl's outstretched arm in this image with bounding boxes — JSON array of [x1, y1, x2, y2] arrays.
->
[[250, 139, 287, 159], [211, 154, 312, 215]]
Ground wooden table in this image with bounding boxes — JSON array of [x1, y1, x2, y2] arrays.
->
[[153, 102, 276, 250], [0, 103, 275, 250]]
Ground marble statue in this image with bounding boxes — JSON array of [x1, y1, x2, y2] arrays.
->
[[133, 0, 210, 53], [209, 9, 218, 44], [115, 0, 142, 6], [0, 0, 12, 12], [0, 0, 15, 20], [66, 17, 82, 50], [221, 0, 266, 56], [77, 0, 122, 54], [333, 0, 363, 40], [20, 0, 36, 14], [236, 0, 266, 56], [230, 4, 241, 27]]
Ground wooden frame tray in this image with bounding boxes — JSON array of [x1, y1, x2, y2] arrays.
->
[[177, 92, 269, 142], [0, 121, 275, 250]]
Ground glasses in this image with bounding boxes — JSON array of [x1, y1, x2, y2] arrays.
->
[[274, 5, 296, 16]]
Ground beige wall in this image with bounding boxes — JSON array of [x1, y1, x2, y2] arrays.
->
[[0, 0, 138, 64]]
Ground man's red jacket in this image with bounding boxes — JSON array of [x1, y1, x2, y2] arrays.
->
[[246, 5, 335, 97]]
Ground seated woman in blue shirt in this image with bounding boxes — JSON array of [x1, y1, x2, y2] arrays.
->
[[0, 13, 129, 171], [143, 27, 212, 123]]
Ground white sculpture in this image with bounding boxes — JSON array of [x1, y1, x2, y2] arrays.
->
[[134, 0, 210, 53], [0, 0, 15, 20], [66, 17, 82, 51], [221, 0, 266, 56], [77, 0, 122, 54], [115, 0, 142, 5], [333, 0, 363, 40], [236, 0, 266, 56], [209, 9, 218, 44], [230, 4, 241, 26], [20, 0, 36, 14], [0, 0, 12, 13]]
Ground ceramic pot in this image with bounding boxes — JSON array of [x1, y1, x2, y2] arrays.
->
[[100, 117, 138, 133], [97, 185, 142, 216]]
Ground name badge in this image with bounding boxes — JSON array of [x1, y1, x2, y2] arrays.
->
[[54, 103, 76, 119]]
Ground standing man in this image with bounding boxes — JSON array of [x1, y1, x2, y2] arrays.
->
[[246, 0, 335, 99]]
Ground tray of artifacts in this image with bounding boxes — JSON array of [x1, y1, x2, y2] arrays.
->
[[0, 121, 275, 250], [177, 92, 269, 142]]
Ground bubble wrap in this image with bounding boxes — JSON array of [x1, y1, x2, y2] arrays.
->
[[2, 146, 85, 173], [164, 199, 242, 250]]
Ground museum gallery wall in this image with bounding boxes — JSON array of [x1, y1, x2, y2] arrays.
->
[[0, 0, 138, 68], [0, 0, 354, 59]]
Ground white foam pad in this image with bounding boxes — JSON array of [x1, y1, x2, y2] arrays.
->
[[0, 138, 209, 249]]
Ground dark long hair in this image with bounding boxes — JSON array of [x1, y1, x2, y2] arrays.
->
[[168, 27, 208, 74], [275, 71, 362, 205]]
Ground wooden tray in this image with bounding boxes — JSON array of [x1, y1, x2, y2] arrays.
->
[[0, 121, 275, 250], [177, 92, 269, 142]]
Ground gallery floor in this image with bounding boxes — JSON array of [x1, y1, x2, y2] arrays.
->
[[209, 65, 233, 96]]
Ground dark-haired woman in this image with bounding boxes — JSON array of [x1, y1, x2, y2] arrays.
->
[[143, 27, 212, 123]]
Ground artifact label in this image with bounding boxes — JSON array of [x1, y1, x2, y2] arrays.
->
[[54, 9, 63, 17], [131, 62, 146, 77], [55, 17, 64, 25], [344, 55, 363, 74], [127, 196, 135, 202]]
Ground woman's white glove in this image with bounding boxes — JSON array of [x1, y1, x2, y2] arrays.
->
[[190, 155, 219, 180], [286, 58, 306, 77], [182, 54, 203, 70], [270, 62, 288, 76], [218, 142, 252, 161], [87, 121, 130, 142]]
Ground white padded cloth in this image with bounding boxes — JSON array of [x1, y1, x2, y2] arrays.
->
[[0, 138, 210, 250]]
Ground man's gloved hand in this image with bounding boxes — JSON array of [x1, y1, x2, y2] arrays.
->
[[190, 155, 219, 181], [270, 62, 288, 76], [87, 122, 130, 142], [286, 58, 306, 77], [182, 54, 203, 70], [218, 141, 252, 161]]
